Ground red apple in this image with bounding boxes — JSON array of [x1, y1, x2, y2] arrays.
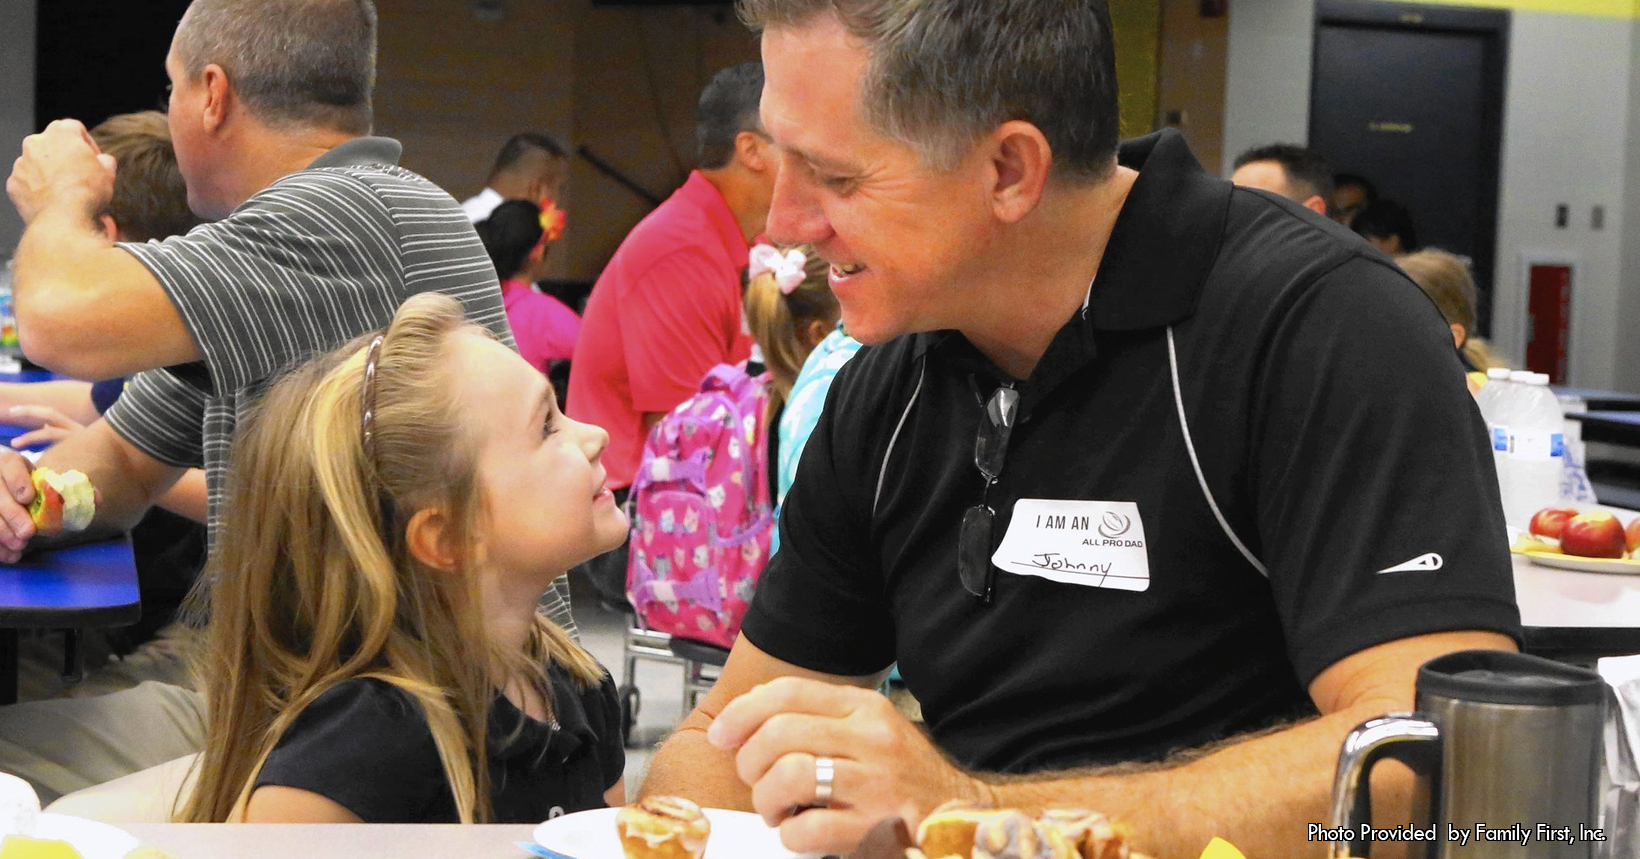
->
[[1627, 517, 1640, 554], [1560, 511, 1628, 559], [1529, 507, 1579, 540]]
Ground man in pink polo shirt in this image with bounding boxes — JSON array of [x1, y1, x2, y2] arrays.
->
[[569, 62, 774, 495]]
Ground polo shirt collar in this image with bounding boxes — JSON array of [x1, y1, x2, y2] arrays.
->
[[678, 169, 752, 270], [912, 128, 1228, 365], [1086, 128, 1228, 331], [305, 136, 404, 170]]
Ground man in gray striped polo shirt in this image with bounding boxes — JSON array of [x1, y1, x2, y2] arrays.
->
[[1, 0, 573, 803]]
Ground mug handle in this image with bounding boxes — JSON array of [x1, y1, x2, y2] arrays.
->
[[1326, 714, 1441, 858]]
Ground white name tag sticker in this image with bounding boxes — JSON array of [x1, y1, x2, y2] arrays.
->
[[991, 499, 1150, 592]]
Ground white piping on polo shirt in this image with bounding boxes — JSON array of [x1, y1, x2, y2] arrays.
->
[[874, 355, 926, 518], [870, 302, 1269, 581], [1167, 326, 1271, 577]]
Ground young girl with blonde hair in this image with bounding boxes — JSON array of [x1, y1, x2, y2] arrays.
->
[[740, 244, 843, 553], [741, 243, 839, 427], [1396, 248, 1503, 393], [182, 291, 627, 823]]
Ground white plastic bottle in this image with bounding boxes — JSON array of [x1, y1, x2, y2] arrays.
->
[[1475, 368, 1516, 507], [1555, 390, 1600, 504], [1500, 372, 1566, 528]]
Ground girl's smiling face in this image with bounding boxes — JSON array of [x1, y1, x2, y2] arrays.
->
[[448, 332, 627, 591]]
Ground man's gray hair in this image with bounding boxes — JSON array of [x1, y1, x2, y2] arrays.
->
[[739, 0, 1120, 181], [174, 0, 377, 134]]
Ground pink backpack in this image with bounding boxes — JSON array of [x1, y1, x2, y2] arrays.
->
[[625, 364, 774, 649]]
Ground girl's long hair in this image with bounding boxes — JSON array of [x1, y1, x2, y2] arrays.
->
[[741, 244, 837, 421], [181, 292, 601, 824]]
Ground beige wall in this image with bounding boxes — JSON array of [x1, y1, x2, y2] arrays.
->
[[373, 0, 578, 278], [1156, 0, 1228, 174], [372, 0, 755, 283], [1111, 0, 1161, 140], [568, 3, 758, 279]]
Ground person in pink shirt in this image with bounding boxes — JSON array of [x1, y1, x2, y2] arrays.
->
[[567, 62, 776, 494], [475, 199, 581, 373]]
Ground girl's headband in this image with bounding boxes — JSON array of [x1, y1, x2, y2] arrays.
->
[[360, 334, 385, 457]]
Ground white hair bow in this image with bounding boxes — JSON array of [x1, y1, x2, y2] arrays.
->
[[748, 244, 808, 295]]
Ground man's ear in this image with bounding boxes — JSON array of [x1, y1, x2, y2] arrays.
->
[[1303, 194, 1328, 216], [201, 63, 232, 134], [524, 175, 549, 203], [734, 130, 771, 173], [97, 214, 120, 242], [988, 120, 1052, 225], [405, 507, 461, 572]]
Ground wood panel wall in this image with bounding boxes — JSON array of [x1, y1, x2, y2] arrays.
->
[[1111, 0, 1163, 140], [373, 0, 578, 277], [1157, 0, 1230, 175], [569, 3, 758, 279], [371, 1, 1228, 281]]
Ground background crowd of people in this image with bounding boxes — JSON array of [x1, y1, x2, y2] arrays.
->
[[0, 0, 1529, 856]]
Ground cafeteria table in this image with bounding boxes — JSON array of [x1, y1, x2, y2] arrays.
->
[[1551, 385, 1640, 411], [1567, 410, 1640, 447], [1514, 549, 1640, 664], [0, 368, 56, 385], [0, 365, 145, 701], [0, 421, 49, 453], [125, 824, 542, 859], [0, 538, 141, 704]]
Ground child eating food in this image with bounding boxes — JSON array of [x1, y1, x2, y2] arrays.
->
[[181, 292, 628, 823]]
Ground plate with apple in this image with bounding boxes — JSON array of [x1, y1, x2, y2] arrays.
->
[[1512, 507, 1640, 574]]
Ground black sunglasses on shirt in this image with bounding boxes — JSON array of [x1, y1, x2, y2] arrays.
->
[[957, 380, 1018, 603]]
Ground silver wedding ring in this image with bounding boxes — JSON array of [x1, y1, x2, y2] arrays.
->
[[813, 755, 835, 805]]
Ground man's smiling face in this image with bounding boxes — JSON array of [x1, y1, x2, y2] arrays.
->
[[759, 16, 1000, 345]]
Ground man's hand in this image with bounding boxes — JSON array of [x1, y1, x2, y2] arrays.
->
[[8, 405, 84, 449], [7, 119, 116, 224], [0, 448, 38, 561], [706, 676, 989, 855]]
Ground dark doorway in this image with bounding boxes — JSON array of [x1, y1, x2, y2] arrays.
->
[[1310, 0, 1508, 335], [35, 1, 193, 131]]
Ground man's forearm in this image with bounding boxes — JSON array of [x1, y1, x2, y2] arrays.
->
[[155, 469, 208, 523], [641, 715, 757, 810], [37, 420, 179, 537], [983, 701, 1411, 859], [0, 381, 100, 426]]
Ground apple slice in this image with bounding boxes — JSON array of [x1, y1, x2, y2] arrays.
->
[[1529, 507, 1579, 540]]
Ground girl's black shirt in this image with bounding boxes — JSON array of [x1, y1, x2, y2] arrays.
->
[[255, 665, 623, 823]]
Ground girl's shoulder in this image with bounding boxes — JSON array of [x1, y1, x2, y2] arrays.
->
[[256, 678, 452, 822], [269, 678, 443, 767], [302, 676, 431, 727]]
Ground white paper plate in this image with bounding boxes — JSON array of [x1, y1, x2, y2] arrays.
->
[[1525, 551, 1640, 576], [8, 813, 143, 859], [534, 807, 804, 859]]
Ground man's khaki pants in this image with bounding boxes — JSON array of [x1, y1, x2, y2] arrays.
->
[[0, 624, 205, 805]]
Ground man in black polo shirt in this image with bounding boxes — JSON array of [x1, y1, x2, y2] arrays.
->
[[640, 2, 1520, 856]]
